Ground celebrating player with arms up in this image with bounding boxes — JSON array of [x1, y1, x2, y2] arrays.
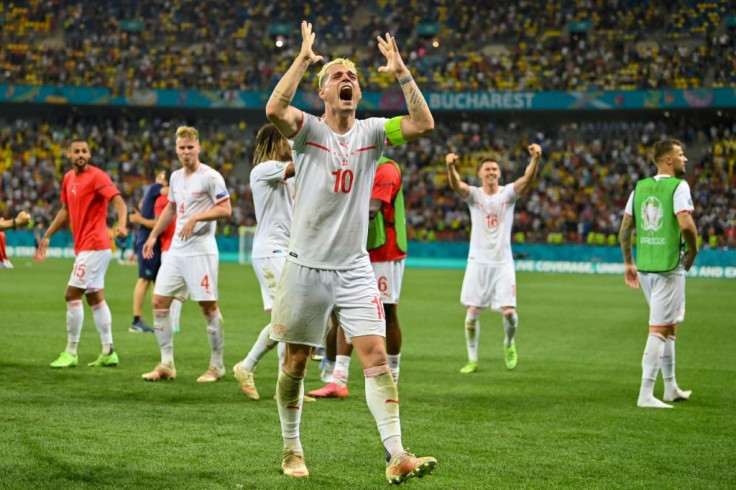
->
[[446, 144, 542, 373], [265, 21, 437, 484]]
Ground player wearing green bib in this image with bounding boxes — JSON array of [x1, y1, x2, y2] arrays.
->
[[619, 139, 698, 409]]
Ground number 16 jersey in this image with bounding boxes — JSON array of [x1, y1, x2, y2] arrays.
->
[[464, 185, 520, 265]]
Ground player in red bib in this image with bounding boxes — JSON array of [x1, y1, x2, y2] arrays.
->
[[37, 139, 128, 369]]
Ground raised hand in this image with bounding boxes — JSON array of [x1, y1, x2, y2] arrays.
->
[[299, 21, 324, 65], [528, 143, 542, 159], [376, 33, 409, 77]]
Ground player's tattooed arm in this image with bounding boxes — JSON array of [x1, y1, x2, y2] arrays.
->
[[618, 214, 635, 264]]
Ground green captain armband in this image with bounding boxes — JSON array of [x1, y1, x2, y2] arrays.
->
[[385, 116, 407, 147]]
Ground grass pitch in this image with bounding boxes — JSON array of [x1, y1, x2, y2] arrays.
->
[[1, 258, 734, 489]]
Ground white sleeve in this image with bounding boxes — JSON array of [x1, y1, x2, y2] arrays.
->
[[624, 191, 634, 216], [251, 161, 289, 184], [462, 186, 478, 206], [372, 117, 389, 153], [208, 170, 230, 204], [290, 112, 316, 152], [673, 180, 694, 215]]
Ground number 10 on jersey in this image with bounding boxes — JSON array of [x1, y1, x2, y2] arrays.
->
[[332, 168, 354, 193]]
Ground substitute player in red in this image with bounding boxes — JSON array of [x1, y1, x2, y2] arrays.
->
[[310, 156, 408, 398], [38, 139, 128, 368]]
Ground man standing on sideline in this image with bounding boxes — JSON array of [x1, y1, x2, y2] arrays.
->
[[618, 138, 697, 409], [0, 211, 31, 268], [309, 155, 408, 398], [140, 126, 231, 383], [128, 170, 168, 333], [37, 139, 128, 368], [446, 145, 542, 373], [266, 21, 436, 484]]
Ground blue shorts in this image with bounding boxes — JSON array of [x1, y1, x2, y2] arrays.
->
[[136, 242, 161, 281]]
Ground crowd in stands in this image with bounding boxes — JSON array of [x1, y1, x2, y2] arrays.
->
[[2, 0, 734, 92], [1, 113, 734, 248]]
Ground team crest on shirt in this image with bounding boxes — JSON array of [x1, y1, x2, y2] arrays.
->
[[71, 184, 78, 195], [272, 323, 287, 336], [640, 196, 663, 232]]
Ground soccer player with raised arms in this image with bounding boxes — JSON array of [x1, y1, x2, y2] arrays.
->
[[140, 126, 232, 383], [446, 145, 542, 374], [265, 21, 437, 484], [619, 138, 698, 408], [38, 139, 128, 369]]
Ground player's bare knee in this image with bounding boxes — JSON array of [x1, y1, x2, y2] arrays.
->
[[502, 308, 516, 319]]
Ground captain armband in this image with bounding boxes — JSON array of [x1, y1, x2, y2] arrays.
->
[[384, 116, 407, 147]]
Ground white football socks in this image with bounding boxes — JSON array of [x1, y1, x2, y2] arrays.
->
[[662, 336, 691, 402], [464, 311, 480, 362], [387, 353, 401, 384], [65, 300, 83, 355], [638, 334, 672, 408], [243, 323, 277, 371], [364, 365, 403, 460], [332, 355, 351, 386], [205, 308, 224, 367], [153, 308, 174, 365], [503, 311, 518, 347], [91, 300, 113, 354], [276, 368, 304, 454]]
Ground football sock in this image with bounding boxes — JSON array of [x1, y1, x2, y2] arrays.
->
[[276, 368, 304, 452], [153, 308, 174, 364], [464, 311, 480, 362], [333, 354, 351, 386], [638, 333, 665, 402], [364, 365, 403, 460], [169, 299, 182, 330], [133, 315, 141, 324], [243, 323, 277, 371], [387, 353, 401, 384], [662, 336, 681, 397], [503, 311, 518, 347], [66, 300, 84, 355], [91, 300, 113, 354], [205, 308, 224, 367]]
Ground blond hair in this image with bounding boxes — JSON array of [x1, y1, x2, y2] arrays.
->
[[317, 58, 358, 88], [176, 126, 199, 141]]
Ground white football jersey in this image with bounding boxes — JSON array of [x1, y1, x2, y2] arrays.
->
[[289, 113, 388, 269], [464, 184, 520, 264], [167, 163, 229, 256], [250, 160, 294, 258]]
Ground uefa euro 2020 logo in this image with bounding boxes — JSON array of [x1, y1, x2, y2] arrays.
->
[[641, 196, 663, 232]]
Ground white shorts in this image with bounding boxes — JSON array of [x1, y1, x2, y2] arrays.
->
[[638, 269, 686, 326], [154, 254, 218, 302], [270, 260, 385, 347], [252, 255, 287, 311], [461, 261, 516, 311], [372, 258, 405, 304], [67, 250, 112, 292]]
